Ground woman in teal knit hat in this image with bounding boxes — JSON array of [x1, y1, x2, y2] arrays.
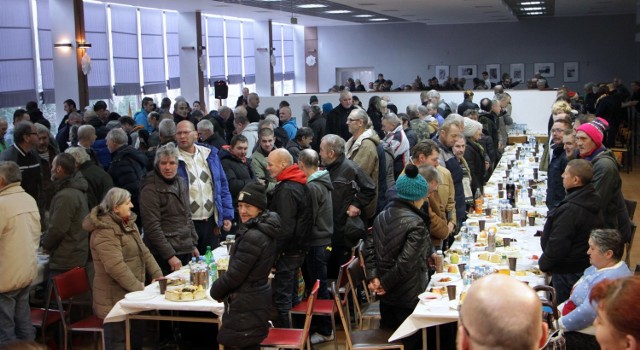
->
[[364, 164, 431, 350]]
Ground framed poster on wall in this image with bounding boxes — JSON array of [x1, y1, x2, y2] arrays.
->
[[563, 62, 579, 82], [534, 62, 555, 78], [435, 65, 449, 83], [457, 65, 477, 80], [510, 63, 525, 82]]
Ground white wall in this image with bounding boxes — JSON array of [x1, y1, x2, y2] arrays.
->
[[316, 15, 638, 93], [260, 90, 557, 133], [51, 0, 81, 120]]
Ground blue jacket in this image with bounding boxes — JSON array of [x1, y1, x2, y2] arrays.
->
[[177, 144, 234, 227], [134, 110, 152, 133], [282, 118, 298, 141]]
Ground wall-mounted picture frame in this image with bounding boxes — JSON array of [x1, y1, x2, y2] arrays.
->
[[563, 62, 579, 82], [435, 65, 449, 83], [534, 62, 555, 78], [510, 63, 525, 82], [486, 64, 500, 81], [457, 64, 477, 79]]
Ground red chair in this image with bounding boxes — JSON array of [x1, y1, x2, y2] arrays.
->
[[261, 280, 319, 349], [31, 282, 62, 347], [52, 267, 105, 350], [288, 257, 355, 349]]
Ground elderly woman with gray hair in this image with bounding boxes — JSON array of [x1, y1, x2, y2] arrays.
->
[[83, 187, 162, 349], [558, 229, 631, 350], [139, 143, 199, 275]]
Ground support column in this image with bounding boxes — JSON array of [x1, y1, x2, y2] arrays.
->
[[304, 27, 318, 93], [178, 11, 205, 104], [51, 0, 87, 120]]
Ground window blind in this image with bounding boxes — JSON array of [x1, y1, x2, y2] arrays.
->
[[164, 11, 179, 90], [83, 2, 111, 99], [242, 22, 255, 84], [110, 4, 140, 96], [140, 8, 166, 94], [206, 17, 224, 85], [36, 0, 55, 104]]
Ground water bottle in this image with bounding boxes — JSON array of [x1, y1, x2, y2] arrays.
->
[[460, 223, 470, 264], [435, 250, 444, 274]]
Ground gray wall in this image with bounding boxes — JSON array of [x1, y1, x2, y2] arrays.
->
[[317, 15, 637, 92]]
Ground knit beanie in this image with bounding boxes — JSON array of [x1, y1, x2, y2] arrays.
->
[[309, 95, 319, 104], [238, 183, 267, 211], [576, 117, 609, 150], [396, 164, 429, 201], [463, 117, 483, 138]]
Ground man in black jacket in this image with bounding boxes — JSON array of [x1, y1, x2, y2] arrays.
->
[[64, 146, 113, 210], [298, 149, 334, 344], [545, 119, 570, 209], [267, 148, 313, 328], [106, 128, 147, 225], [325, 91, 356, 141], [539, 159, 604, 303], [319, 134, 376, 278], [220, 134, 257, 236]]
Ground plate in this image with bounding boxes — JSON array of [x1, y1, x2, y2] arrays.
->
[[431, 273, 461, 286], [125, 291, 157, 301], [418, 291, 442, 303]]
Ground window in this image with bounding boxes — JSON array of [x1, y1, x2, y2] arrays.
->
[[110, 4, 140, 96], [242, 21, 255, 85], [164, 11, 180, 90], [206, 17, 225, 84], [84, 1, 111, 100], [140, 8, 166, 94], [36, 0, 55, 104], [271, 23, 294, 96], [0, 0, 37, 108]]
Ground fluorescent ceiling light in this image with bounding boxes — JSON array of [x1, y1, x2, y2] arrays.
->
[[521, 6, 544, 11], [525, 11, 543, 15], [369, 18, 388, 21], [520, 1, 542, 5], [297, 4, 327, 8], [353, 14, 374, 17], [325, 10, 352, 14]]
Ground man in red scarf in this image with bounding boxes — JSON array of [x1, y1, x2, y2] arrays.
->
[[266, 148, 313, 327]]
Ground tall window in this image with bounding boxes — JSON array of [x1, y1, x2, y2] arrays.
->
[[37, 0, 55, 104], [84, 1, 111, 100], [0, 0, 37, 108], [165, 11, 180, 90], [140, 8, 166, 95], [272, 24, 294, 96], [110, 4, 140, 96]]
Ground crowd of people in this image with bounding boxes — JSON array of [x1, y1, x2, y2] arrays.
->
[[0, 77, 638, 350]]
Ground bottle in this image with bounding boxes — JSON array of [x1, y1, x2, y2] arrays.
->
[[487, 229, 496, 253], [506, 177, 516, 208], [205, 246, 212, 266], [198, 256, 209, 289], [189, 257, 197, 285], [474, 188, 483, 214], [460, 223, 470, 264], [435, 250, 444, 274], [210, 259, 218, 283]]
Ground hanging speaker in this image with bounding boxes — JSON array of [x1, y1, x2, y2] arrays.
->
[[214, 80, 228, 99]]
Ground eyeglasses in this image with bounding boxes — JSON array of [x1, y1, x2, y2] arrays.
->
[[551, 128, 566, 133], [346, 118, 361, 123]]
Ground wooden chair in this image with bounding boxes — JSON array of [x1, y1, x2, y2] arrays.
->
[[624, 222, 637, 267], [330, 282, 404, 350], [346, 257, 380, 330], [261, 280, 319, 349], [30, 282, 62, 347], [611, 126, 632, 173], [52, 267, 104, 350], [288, 257, 355, 350], [533, 285, 558, 327], [625, 199, 637, 221]]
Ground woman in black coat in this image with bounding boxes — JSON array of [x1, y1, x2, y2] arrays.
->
[[210, 183, 279, 350], [365, 165, 431, 350], [462, 118, 487, 196]]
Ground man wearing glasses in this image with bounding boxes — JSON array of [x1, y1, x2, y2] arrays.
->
[[546, 118, 572, 209], [0, 121, 42, 206], [458, 274, 548, 350]]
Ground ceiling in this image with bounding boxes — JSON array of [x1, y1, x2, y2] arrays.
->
[[110, 0, 635, 26]]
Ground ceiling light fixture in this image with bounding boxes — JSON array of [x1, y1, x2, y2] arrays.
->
[[519, 1, 542, 5], [325, 10, 351, 14], [54, 42, 73, 48], [369, 18, 388, 21], [296, 4, 327, 8], [353, 14, 374, 17], [521, 6, 544, 11]]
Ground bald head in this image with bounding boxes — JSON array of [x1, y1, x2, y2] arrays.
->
[[458, 274, 547, 350], [267, 148, 293, 179]]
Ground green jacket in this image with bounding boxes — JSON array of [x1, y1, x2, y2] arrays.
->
[[251, 148, 276, 192]]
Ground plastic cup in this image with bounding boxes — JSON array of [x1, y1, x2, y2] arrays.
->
[[530, 197, 536, 206], [446, 284, 457, 301], [158, 278, 168, 294], [478, 219, 486, 231], [533, 168, 539, 179], [508, 257, 517, 271], [499, 190, 505, 199], [527, 187, 533, 197], [529, 216, 536, 226], [503, 237, 511, 247], [485, 207, 492, 217], [458, 263, 466, 278], [528, 179, 534, 187], [498, 182, 504, 191], [472, 234, 478, 243], [505, 170, 511, 178]]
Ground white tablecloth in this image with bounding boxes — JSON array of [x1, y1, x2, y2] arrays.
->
[[104, 247, 229, 324], [390, 144, 548, 342]]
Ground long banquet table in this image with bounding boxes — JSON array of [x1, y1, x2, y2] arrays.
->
[[390, 143, 550, 349]]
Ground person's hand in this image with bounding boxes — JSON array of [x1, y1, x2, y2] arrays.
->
[[347, 205, 361, 217], [428, 253, 437, 269], [141, 282, 145, 289], [192, 247, 200, 258], [447, 222, 455, 234], [222, 219, 232, 232], [256, 178, 266, 186], [168, 256, 182, 271], [368, 278, 386, 296]]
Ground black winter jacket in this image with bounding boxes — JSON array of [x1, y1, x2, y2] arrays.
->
[[545, 145, 568, 209], [463, 139, 486, 197], [79, 160, 113, 210], [364, 199, 431, 308], [140, 170, 198, 260], [326, 104, 357, 141], [308, 114, 326, 153], [325, 155, 376, 248], [108, 145, 147, 213], [219, 149, 256, 209], [210, 211, 279, 348], [540, 184, 604, 274]]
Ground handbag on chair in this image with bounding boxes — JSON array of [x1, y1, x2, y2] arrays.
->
[[541, 300, 566, 350]]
